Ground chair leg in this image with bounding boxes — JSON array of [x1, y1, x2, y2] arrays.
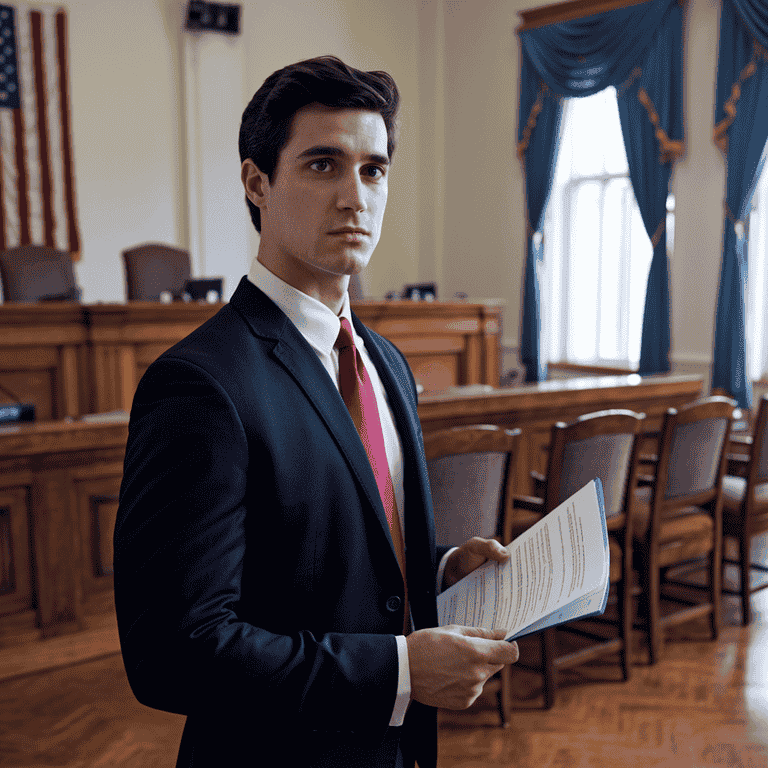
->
[[740, 532, 751, 626], [497, 665, 512, 728], [711, 546, 722, 641], [541, 628, 557, 709], [648, 566, 662, 665], [619, 578, 632, 681]]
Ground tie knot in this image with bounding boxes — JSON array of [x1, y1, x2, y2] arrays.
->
[[335, 317, 355, 352]]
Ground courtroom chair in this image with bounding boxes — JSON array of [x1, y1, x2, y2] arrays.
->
[[122, 243, 191, 301], [632, 396, 736, 665], [721, 394, 768, 625], [423, 424, 522, 727], [0, 244, 80, 302], [512, 409, 645, 709]]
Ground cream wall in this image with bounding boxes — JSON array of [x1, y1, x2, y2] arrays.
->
[[65, 0, 421, 302], [65, 0, 727, 388], [425, 0, 724, 385], [67, 0, 183, 303]]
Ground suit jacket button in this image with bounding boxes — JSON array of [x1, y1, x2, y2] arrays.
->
[[386, 595, 402, 612]]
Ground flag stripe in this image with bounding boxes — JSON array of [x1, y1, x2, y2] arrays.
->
[[14, 5, 37, 246], [0, 123, 6, 252], [12, 92, 28, 244], [44, 8, 65, 252], [30, 10, 53, 247], [0, 4, 79, 258], [55, 8, 77, 256], [1, 108, 19, 248]]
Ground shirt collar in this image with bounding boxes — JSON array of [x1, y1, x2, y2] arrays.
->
[[247, 257, 359, 356]]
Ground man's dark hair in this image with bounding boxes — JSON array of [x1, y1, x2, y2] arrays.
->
[[239, 55, 400, 233]]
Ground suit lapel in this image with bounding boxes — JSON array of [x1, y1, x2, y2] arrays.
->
[[229, 278, 396, 556]]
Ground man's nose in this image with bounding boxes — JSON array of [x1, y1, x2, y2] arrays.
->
[[336, 172, 367, 212]]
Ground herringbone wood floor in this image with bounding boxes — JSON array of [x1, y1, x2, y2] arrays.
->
[[1, 554, 767, 768]]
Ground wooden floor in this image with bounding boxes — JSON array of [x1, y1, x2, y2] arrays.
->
[[1, 557, 767, 768]]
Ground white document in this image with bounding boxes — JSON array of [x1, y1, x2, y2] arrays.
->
[[437, 479, 609, 640]]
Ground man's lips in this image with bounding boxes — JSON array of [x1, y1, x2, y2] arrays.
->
[[328, 227, 370, 236]]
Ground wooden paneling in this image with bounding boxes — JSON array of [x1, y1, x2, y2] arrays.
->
[[86, 303, 222, 412], [0, 487, 32, 615], [88, 303, 221, 411], [74, 471, 122, 609], [0, 303, 87, 419], [0, 300, 503, 413], [418, 374, 705, 495], [352, 300, 503, 393], [0, 302, 221, 418], [0, 419, 128, 645]]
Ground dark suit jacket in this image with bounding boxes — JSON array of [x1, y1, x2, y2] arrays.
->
[[114, 276, 446, 767]]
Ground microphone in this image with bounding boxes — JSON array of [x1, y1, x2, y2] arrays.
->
[[0, 380, 35, 424]]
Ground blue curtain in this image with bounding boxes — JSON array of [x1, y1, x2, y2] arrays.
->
[[712, 0, 768, 409], [517, 0, 683, 382]]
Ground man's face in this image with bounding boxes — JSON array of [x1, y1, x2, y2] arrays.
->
[[244, 104, 389, 298]]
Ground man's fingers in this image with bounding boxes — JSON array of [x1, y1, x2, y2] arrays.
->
[[483, 640, 519, 665], [453, 625, 507, 640], [467, 536, 509, 561], [450, 625, 520, 664]]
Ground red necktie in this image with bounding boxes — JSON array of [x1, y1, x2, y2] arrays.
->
[[336, 318, 409, 630]]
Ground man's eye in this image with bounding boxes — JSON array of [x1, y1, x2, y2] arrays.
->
[[310, 159, 333, 172], [364, 166, 385, 179]]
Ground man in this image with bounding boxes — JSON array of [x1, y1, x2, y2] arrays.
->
[[114, 55, 518, 768]]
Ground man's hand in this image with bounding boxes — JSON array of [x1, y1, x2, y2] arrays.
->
[[407, 625, 519, 709], [442, 536, 510, 590]]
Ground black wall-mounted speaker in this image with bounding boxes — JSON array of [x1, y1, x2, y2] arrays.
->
[[185, 2, 241, 35]]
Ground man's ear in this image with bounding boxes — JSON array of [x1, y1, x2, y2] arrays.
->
[[241, 159, 269, 209]]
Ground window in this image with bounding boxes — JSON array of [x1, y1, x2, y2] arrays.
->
[[541, 87, 674, 369], [747, 144, 768, 384]]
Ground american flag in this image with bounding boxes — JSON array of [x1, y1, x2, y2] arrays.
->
[[0, 3, 79, 257]]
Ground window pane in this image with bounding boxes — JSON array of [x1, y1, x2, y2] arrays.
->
[[601, 89, 630, 176], [570, 94, 606, 177], [748, 204, 766, 381], [627, 201, 652, 366], [747, 139, 768, 382], [599, 178, 626, 360], [543, 84, 664, 370], [568, 181, 601, 361]]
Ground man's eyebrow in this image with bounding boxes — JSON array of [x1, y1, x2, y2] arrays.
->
[[296, 145, 390, 165]]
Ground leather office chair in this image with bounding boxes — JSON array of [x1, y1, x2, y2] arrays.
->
[[632, 396, 736, 664], [513, 410, 645, 708], [0, 244, 80, 302], [721, 393, 768, 624], [423, 424, 522, 727], [122, 243, 191, 301]]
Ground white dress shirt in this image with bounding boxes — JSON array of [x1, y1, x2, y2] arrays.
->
[[247, 258, 456, 726]]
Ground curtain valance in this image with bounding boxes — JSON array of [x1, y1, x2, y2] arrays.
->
[[517, 0, 683, 382]]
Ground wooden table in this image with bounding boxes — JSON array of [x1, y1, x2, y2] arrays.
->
[[0, 301, 223, 419], [417, 374, 705, 495], [0, 303, 89, 420], [0, 417, 129, 646], [0, 298, 504, 415], [351, 299, 503, 393], [85, 302, 223, 412]]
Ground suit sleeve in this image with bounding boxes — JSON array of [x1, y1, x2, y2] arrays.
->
[[113, 357, 399, 736]]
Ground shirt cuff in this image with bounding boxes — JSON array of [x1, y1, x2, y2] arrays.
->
[[436, 546, 458, 595], [389, 635, 411, 726]]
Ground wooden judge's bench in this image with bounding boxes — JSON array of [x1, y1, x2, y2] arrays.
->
[[0, 298, 704, 647]]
